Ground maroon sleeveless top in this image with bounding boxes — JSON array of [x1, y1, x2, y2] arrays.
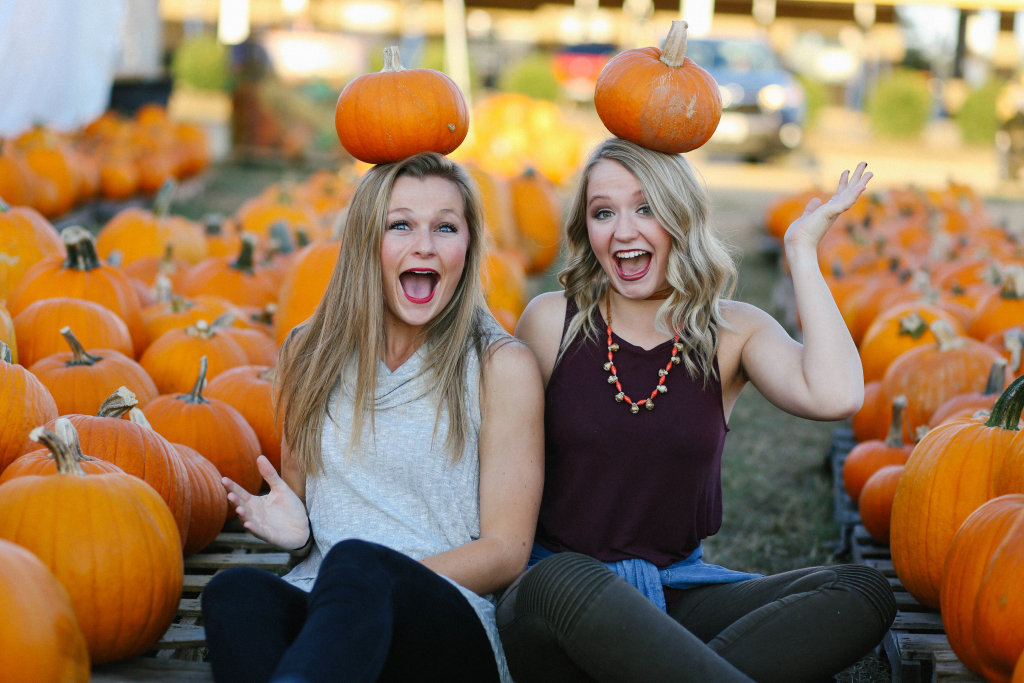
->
[[536, 299, 729, 568]]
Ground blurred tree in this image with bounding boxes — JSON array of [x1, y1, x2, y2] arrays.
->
[[867, 69, 932, 138], [957, 78, 1004, 145], [795, 75, 828, 128], [171, 33, 231, 91], [498, 54, 559, 102]]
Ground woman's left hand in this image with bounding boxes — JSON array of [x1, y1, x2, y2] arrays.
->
[[783, 162, 872, 255]]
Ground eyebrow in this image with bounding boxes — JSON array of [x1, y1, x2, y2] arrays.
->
[[387, 207, 461, 218], [587, 190, 644, 207]]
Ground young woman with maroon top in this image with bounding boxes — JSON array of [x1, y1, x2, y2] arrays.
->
[[498, 138, 896, 683]]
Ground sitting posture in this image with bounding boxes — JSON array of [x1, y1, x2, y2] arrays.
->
[[502, 138, 896, 683], [201, 153, 544, 683]]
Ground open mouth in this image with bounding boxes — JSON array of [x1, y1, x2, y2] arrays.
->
[[399, 269, 439, 304], [614, 250, 652, 281]]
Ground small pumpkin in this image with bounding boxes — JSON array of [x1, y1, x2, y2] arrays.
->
[[274, 240, 340, 345], [0, 197, 64, 302], [140, 319, 249, 394], [334, 46, 469, 164], [142, 356, 262, 517], [28, 326, 158, 415], [95, 181, 207, 265], [987, 328, 1024, 379], [0, 340, 59, 473], [203, 214, 243, 258], [843, 396, 913, 502], [594, 20, 722, 154], [509, 170, 562, 274], [851, 380, 887, 442], [141, 284, 239, 343], [13, 297, 134, 369], [206, 364, 280, 472], [0, 538, 90, 683], [0, 420, 183, 664], [970, 267, 1024, 342], [179, 233, 277, 308], [928, 359, 1008, 428], [122, 243, 190, 291], [858, 464, 904, 544], [212, 314, 279, 366], [859, 304, 964, 383]]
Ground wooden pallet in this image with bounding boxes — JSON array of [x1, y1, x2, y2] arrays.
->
[[829, 426, 861, 556], [830, 428, 985, 683], [91, 526, 293, 682]]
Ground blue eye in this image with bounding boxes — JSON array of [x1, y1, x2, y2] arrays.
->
[[388, 220, 410, 230], [437, 223, 457, 233]]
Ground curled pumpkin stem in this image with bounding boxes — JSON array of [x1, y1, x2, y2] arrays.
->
[[659, 21, 688, 68], [181, 356, 210, 405], [128, 407, 153, 429], [210, 312, 237, 330], [96, 386, 139, 419], [984, 359, 1008, 396], [61, 327, 101, 367], [983, 372, 1024, 430], [29, 420, 86, 477], [884, 396, 908, 447], [930, 320, 965, 352], [381, 46, 403, 73], [232, 233, 259, 274], [60, 226, 102, 272]]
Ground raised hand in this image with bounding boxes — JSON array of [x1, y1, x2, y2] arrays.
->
[[222, 455, 310, 551], [784, 162, 873, 254]]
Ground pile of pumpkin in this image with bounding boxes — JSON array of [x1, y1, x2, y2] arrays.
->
[[766, 182, 1024, 683], [0, 103, 210, 219]]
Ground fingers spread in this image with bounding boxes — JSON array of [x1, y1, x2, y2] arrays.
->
[[257, 455, 284, 490], [803, 197, 823, 215], [222, 477, 252, 503]]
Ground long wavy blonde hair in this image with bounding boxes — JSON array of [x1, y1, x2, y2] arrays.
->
[[558, 138, 737, 380], [275, 153, 490, 474]]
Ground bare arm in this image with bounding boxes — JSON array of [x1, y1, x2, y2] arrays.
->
[[515, 291, 568, 386], [420, 340, 545, 595], [730, 164, 870, 420]]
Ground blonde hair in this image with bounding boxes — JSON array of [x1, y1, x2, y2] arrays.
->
[[276, 153, 490, 474], [558, 138, 737, 380]]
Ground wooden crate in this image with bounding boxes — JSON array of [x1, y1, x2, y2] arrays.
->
[[91, 527, 293, 682]]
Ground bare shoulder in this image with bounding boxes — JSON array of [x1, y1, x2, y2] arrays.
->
[[719, 300, 777, 340], [515, 291, 568, 384], [482, 336, 541, 380]]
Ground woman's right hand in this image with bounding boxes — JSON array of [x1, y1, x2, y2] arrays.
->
[[222, 455, 311, 551]]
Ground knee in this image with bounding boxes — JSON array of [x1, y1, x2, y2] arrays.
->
[[830, 564, 896, 632], [516, 553, 617, 633], [202, 567, 276, 614], [315, 539, 412, 593]]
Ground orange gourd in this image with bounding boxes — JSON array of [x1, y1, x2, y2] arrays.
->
[[28, 327, 158, 415], [970, 268, 1024, 342], [13, 297, 133, 369], [986, 328, 1024, 379], [859, 304, 964, 383], [0, 197, 64, 302], [274, 240, 340, 345], [890, 373, 1024, 608], [206, 365, 280, 473], [172, 441, 228, 556], [236, 189, 323, 243], [0, 538, 90, 683], [509, 170, 562, 274], [1014, 651, 1024, 683], [143, 357, 262, 515], [594, 20, 722, 154], [215, 321, 279, 366], [852, 380, 886, 441], [858, 464, 904, 544], [843, 396, 913, 502], [140, 319, 249, 394], [95, 182, 207, 265], [0, 340, 58, 473], [941, 494, 1024, 679], [203, 215, 242, 258], [122, 244, 191, 291], [0, 420, 183, 664], [334, 46, 469, 164], [928, 359, 1007, 428], [973, 499, 1024, 682], [179, 234, 277, 308], [466, 164, 517, 251], [141, 284, 239, 343]]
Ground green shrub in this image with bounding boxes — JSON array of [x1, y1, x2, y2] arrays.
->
[[171, 34, 231, 92], [957, 78, 1005, 146], [498, 53, 559, 102], [866, 69, 933, 139], [795, 74, 828, 129]]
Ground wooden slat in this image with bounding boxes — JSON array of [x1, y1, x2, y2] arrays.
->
[[208, 532, 270, 551], [896, 633, 951, 660], [896, 592, 933, 612], [184, 552, 291, 573], [178, 598, 202, 618], [91, 658, 213, 682], [181, 574, 213, 592], [932, 652, 985, 683], [864, 558, 896, 576], [893, 611, 945, 632], [154, 623, 207, 650]]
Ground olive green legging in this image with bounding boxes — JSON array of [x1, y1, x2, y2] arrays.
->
[[496, 553, 896, 683]]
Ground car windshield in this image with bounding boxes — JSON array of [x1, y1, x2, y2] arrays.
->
[[685, 40, 779, 73]]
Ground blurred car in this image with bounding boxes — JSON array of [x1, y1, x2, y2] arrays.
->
[[685, 37, 805, 160]]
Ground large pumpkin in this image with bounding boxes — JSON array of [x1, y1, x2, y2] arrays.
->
[[928, 359, 1007, 428], [0, 340, 59, 473], [0, 420, 183, 664], [890, 373, 1024, 608], [509, 170, 562, 274], [0, 198, 64, 302], [0, 538, 90, 683], [179, 233, 277, 308], [8, 227, 148, 356], [142, 356, 262, 515], [28, 327, 158, 415], [274, 240, 340, 345], [972, 503, 1024, 683], [13, 297, 134, 369], [941, 494, 1024, 679], [859, 304, 963, 383], [206, 364, 280, 472], [842, 396, 912, 502], [140, 319, 249, 394], [334, 46, 469, 164], [594, 20, 722, 154]]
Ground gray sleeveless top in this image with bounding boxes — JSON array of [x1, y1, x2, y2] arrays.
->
[[283, 318, 511, 682]]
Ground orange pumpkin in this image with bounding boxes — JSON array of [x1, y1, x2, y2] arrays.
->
[[466, 164, 517, 251], [859, 304, 964, 383], [179, 234, 277, 308], [274, 240, 340, 345], [203, 214, 242, 258], [236, 190, 322, 243], [8, 227, 148, 356], [122, 244, 191, 291], [970, 268, 1024, 342], [973, 498, 1024, 683], [95, 183, 208, 265], [0, 198, 64, 302], [0, 301, 17, 364], [206, 365, 280, 473], [141, 288, 239, 343], [851, 380, 886, 441], [28, 327, 158, 415], [941, 494, 1024, 679], [98, 153, 140, 200], [143, 356, 262, 515], [509, 170, 562, 274], [0, 420, 183, 664], [843, 396, 913, 502], [13, 297, 133, 369], [1, 433, 123, 483], [1014, 651, 1024, 683], [0, 538, 90, 683], [858, 464, 904, 544], [140, 319, 249, 394], [0, 340, 58, 473], [881, 320, 1003, 442], [890, 373, 1024, 608], [335, 46, 469, 164], [986, 328, 1024, 379], [928, 359, 1007, 428], [0, 142, 34, 206], [23, 145, 77, 217], [594, 21, 722, 154], [172, 441, 228, 556], [216, 322, 279, 366]]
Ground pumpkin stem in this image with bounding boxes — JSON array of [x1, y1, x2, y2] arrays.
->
[[154, 274, 173, 304], [1005, 328, 1024, 375], [381, 46, 404, 73], [898, 312, 928, 340], [210, 311, 238, 329], [0, 196, 9, 212], [128, 407, 153, 429], [0, 341, 11, 364], [883, 396, 908, 447], [983, 359, 1008, 396], [296, 230, 310, 247], [60, 226, 102, 272], [188, 320, 216, 340], [253, 303, 276, 327], [60, 327, 101, 367], [930, 319, 965, 352], [203, 214, 225, 236], [983, 372, 1024, 430], [268, 222, 295, 256], [169, 294, 194, 314], [232, 233, 258, 274], [1001, 267, 1024, 300], [180, 356, 210, 405], [659, 21, 689, 68], [29, 422, 85, 477], [96, 386, 139, 418], [153, 178, 177, 220], [258, 366, 276, 383]]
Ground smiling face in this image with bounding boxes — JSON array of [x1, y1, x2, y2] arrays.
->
[[380, 174, 470, 330], [586, 158, 673, 298]]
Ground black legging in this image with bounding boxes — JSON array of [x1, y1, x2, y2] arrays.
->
[[201, 539, 501, 683], [497, 553, 895, 683]]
